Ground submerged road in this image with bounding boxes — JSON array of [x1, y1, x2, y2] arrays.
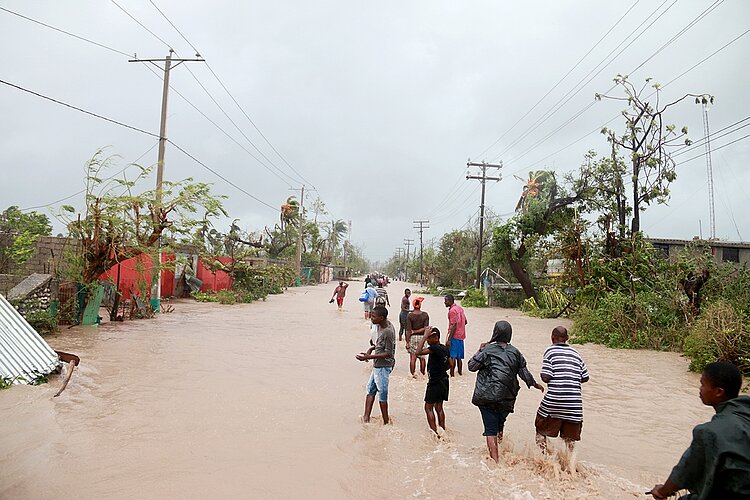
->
[[1, 281, 713, 499]]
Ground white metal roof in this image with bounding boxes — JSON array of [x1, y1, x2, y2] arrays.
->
[[0, 294, 60, 385]]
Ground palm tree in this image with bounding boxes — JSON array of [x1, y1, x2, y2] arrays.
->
[[323, 219, 348, 264], [280, 196, 300, 229]]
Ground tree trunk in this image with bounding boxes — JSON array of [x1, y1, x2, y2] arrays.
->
[[509, 259, 536, 301]]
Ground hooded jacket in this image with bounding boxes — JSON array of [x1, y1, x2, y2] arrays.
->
[[468, 321, 537, 412], [668, 395, 750, 499]]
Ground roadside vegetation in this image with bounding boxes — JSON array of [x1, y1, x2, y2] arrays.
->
[[381, 76, 746, 375]]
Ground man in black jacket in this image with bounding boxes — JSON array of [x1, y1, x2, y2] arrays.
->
[[468, 320, 543, 462]]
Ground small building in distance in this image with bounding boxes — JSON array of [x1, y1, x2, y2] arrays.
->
[[645, 237, 750, 265]]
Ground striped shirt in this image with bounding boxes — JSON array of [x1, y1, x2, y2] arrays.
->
[[537, 343, 589, 422]]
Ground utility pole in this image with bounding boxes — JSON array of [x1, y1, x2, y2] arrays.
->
[[129, 49, 205, 311], [396, 247, 404, 279], [466, 160, 502, 288], [413, 220, 429, 285], [295, 185, 305, 282], [403, 238, 414, 281]]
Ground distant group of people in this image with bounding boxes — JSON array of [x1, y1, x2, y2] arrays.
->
[[341, 278, 750, 498]]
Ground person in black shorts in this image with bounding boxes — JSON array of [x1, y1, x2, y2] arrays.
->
[[416, 327, 450, 436]]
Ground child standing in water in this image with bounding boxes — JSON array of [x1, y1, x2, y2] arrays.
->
[[416, 327, 450, 436]]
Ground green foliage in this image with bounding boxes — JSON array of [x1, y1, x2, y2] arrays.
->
[[490, 288, 525, 308], [572, 291, 683, 350], [522, 287, 569, 318], [0, 376, 14, 390], [192, 290, 219, 302], [461, 288, 487, 308], [0, 206, 52, 273], [683, 301, 750, 374], [25, 310, 59, 335], [192, 264, 295, 305], [59, 150, 227, 283]]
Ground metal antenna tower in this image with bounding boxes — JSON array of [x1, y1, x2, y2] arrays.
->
[[702, 103, 716, 240]]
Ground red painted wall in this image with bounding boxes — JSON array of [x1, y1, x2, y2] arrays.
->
[[101, 253, 233, 299]]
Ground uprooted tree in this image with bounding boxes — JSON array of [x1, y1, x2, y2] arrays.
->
[[59, 150, 227, 284], [492, 170, 586, 301]]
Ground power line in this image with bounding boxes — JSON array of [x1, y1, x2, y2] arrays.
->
[[0, 77, 277, 211], [675, 133, 750, 166], [472, 0, 642, 161], [508, 27, 749, 176], [0, 6, 132, 58], [19, 141, 159, 211], [167, 139, 278, 211], [0, 78, 159, 138], [110, 0, 172, 49], [146, 0, 315, 189], [488, 0, 678, 163], [673, 117, 750, 158], [2, 5, 299, 189]]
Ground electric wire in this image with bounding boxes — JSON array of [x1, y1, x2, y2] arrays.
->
[[146, 0, 316, 189], [0, 6, 132, 58], [0, 78, 278, 211], [472, 0, 642, 161], [493, 0, 724, 168], [487, 0, 678, 163], [110, 0, 172, 49], [19, 141, 159, 211], [508, 28, 750, 176], [167, 139, 278, 211], [0, 78, 159, 138], [672, 118, 750, 158]]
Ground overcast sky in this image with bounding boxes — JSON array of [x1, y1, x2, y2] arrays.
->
[[2, 0, 748, 264]]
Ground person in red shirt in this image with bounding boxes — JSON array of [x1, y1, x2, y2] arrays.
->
[[444, 294, 467, 377], [330, 281, 349, 310]]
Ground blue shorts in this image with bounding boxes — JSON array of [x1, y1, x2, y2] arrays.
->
[[449, 339, 464, 359], [366, 366, 393, 402], [479, 406, 510, 436]]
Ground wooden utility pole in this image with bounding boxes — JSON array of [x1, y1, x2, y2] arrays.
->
[[466, 160, 502, 288], [412, 221, 429, 285], [295, 185, 305, 281], [129, 50, 205, 311], [403, 238, 414, 281]]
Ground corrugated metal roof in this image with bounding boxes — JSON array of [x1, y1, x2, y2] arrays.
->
[[0, 294, 60, 385]]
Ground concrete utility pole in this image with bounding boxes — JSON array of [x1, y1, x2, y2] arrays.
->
[[396, 247, 404, 279], [466, 160, 502, 289], [413, 220, 429, 285], [403, 238, 414, 281], [129, 49, 205, 311], [295, 185, 305, 281]]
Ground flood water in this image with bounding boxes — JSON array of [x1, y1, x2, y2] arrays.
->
[[1, 281, 716, 499]]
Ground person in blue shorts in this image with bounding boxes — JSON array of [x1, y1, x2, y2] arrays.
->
[[444, 294, 467, 377], [356, 305, 396, 425]]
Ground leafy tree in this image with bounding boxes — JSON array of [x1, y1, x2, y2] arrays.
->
[[491, 170, 584, 300], [59, 150, 226, 283], [0, 206, 52, 273], [596, 75, 711, 233]]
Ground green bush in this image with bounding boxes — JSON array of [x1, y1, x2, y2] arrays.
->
[[490, 289, 525, 308], [571, 291, 682, 350], [25, 310, 58, 335], [192, 290, 219, 302], [683, 301, 750, 373], [216, 289, 237, 305], [461, 288, 487, 308]]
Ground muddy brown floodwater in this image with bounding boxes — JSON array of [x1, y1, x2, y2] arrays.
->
[[1, 281, 718, 499]]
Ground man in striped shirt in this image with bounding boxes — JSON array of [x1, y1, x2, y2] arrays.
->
[[535, 326, 589, 454]]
